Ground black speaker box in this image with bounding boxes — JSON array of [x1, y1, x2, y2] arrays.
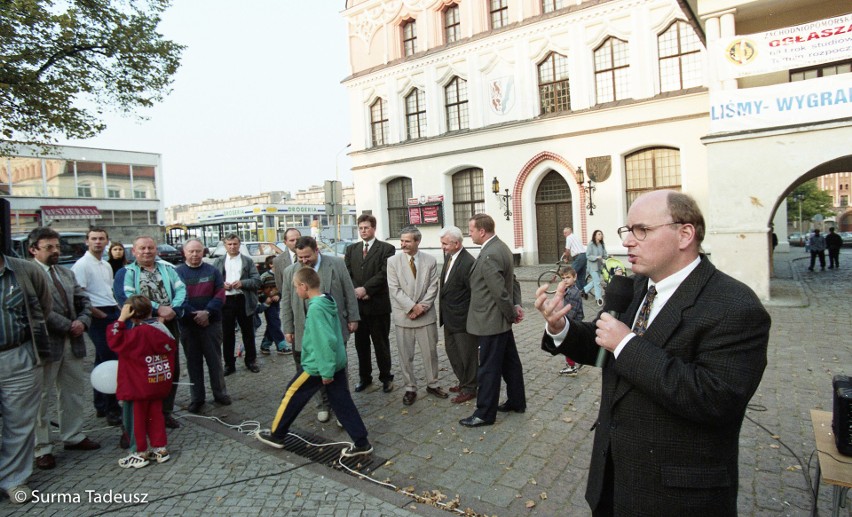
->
[[832, 374, 852, 456]]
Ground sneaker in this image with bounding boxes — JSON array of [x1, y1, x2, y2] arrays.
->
[[118, 453, 149, 469], [560, 365, 579, 375], [317, 410, 330, 423], [6, 485, 33, 504], [342, 442, 373, 458], [147, 448, 170, 464], [260, 348, 271, 355], [277, 345, 293, 355], [256, 431, 286, 449]]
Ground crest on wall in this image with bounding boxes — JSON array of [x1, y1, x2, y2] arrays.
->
[[488, 77, 515, 115]]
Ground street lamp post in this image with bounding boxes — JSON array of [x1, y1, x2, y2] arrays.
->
[[794, 193, 805, 231], [334, 143, 351, 241]]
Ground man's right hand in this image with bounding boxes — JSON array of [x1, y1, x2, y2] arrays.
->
[[157, 305, 176, 322], [285, 333, 295, 344], [91, 307, 107, 319], [354, 287, 367, 299]]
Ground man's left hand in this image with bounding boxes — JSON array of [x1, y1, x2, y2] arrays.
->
[[348, 321, 358, 333], [513, 305, 525, 324], [158, 305, 176, 322], [69, 320, 85, 337]]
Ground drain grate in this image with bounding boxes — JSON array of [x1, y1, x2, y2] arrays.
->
[[280, 429, 387, 475]]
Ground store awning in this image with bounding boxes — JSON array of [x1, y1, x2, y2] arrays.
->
[[41, 205, 102, 220]]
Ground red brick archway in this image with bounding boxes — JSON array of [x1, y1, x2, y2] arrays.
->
[[511, 151, 585, 249]]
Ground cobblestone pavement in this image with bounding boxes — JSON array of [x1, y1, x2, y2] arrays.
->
[[5, 249, 850, 516]]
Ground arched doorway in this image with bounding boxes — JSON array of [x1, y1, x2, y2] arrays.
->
[[535, 170, 573, 263]]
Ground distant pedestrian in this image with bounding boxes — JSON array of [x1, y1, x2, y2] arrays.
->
[[563, 227, 587, 299], [808, 229, 826, 271], [107, 295, 176, 469], [826, 227, 842, 269], [107, 242, 128, 276], [256, 267, 373, 459]]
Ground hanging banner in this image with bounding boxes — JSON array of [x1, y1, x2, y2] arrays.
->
[[709, 72, 852, 133], [712, 13, 852, 80]]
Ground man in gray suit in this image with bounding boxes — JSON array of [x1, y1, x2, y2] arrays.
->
[[272, 227, 300, 293], [460, 214, 525, 427], [387, 227, 447, 406], [281, 236, 359, 422], [536, 190, 770, 516], [28, 228, 100, 471], [213, 234, 261, 375]]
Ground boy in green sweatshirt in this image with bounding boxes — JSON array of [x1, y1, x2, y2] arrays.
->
[[256, 267, 372, 458]]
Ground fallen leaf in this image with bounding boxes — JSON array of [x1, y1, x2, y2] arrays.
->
[[540, 492, 548, 500], [295, 490, 302, 497], [530, 478, 537, 485], [526, 500, 536, 508]]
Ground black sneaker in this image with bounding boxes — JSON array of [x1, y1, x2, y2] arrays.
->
[[256, 431, 286, 449], [342, 442, 373, 458]]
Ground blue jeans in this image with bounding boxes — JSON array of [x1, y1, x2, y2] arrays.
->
[[572, 253, 587, 292], [260, 302, 285, 348], [88, 305, 121, 415], [584, 269, 603, 301]]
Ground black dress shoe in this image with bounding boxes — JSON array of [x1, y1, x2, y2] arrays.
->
[[402, 391, 417, 405], [497, 401, 526, 413], [246, 362, 260, 373], [36, 454, 56, 470], [426, 386, 449, 399], [164, 414, 181, 429], [382, 380, 394, 393], [459, 415, 493, 427], [354, 380, 372, 392], [106, 413, 123, 426], [224, 365, 236, 376], [187, 401, 204, 414], [214, 395, 232, 406], [64, 437, 101, 451]]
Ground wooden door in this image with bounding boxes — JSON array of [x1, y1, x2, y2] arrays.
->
[[535, 170, 573, 263]]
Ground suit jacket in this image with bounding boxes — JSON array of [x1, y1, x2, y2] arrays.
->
[[439, 248, 475, 333], [280, 254, 359, 351], [4, 256, 52, 363], [42, 263, 93, 359], [542, 256, 770, 516], [387, 252, 438, 328], [213, 254, 260, 316], [466, 236, 521, 336], [344, 239, 396, 316], [272, 249, 295, 292]]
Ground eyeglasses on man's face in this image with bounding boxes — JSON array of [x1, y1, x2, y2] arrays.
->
[[616, 222, 684, 241]]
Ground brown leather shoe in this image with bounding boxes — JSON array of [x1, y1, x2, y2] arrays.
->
[[426, 386, 449, 399], [402, 391, 417, 406], [164, 414, 181, 429], [451, 392, 476, 404], [448, 385, 461, 393], [64, 437, 101, 451], [36, 454, 56, 470]]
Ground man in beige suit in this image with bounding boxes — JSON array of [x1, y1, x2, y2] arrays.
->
[[387, 227, 448, 406], [460, 214, 525, 428], [272, 227, 300, 293]]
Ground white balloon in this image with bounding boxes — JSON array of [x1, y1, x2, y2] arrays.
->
[[90, 360, 118, 394]]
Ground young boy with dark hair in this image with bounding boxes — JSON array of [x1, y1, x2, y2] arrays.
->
[[256, 267, 372, 458], [556, 265, 584, 376], [259, 256, 291, 355], [107, 295, 176, 468]]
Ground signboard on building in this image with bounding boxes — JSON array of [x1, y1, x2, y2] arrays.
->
[[711, 13, 852, 80], [41, 205, 102, 220], [708, 72, 852, 133]]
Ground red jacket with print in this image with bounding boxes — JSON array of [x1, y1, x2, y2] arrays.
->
[[107, 320, 176, 401]]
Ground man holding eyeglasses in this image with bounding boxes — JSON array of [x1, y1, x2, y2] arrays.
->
[[536, 190, 770, 516]]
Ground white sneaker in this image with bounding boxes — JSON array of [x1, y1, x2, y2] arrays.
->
[[6, 485, 32, 504], [560, 365, 579, 376], [118, 453, 149, 469], [317, 410, 330, 423], [147, 447, 170, 464]]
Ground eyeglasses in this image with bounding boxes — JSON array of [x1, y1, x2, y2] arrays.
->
[[617, 222, 684, 241], [35, 244, 61, 252]]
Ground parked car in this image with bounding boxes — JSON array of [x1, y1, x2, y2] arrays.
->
[[9, 232, 88, 265], [157, 243, 184, 264], [122, 244, 173, 266], [204, 241, 283, 273], [787, 232, 804, 246], [316, 239, 355, 256], [841, 232, 852, 247]]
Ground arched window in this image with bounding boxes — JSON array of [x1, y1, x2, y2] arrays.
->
[[445, 77, 468, 131], [370, 98, 388, 147], [452, 168, 484, 231], [386, 177, 413, 237], [594, 37, 630, 103], [625, 147, 681, 208], [402, 19, 417, 57], [405, 88, 426, 139], [658, 21, 702, 92], [538, 51, 570, 114]]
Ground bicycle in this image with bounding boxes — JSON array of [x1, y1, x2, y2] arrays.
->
[[537, 260, 571, 294], [537, 257, 629, 295]]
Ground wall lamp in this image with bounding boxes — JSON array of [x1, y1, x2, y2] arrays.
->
[[576, 166, 596, 216], [491, 177, 512, 221]]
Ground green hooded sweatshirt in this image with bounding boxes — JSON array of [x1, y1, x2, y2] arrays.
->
[[301, 293, 348, 379]]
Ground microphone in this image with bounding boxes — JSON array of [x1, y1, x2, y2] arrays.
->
[[595, 274, 634, 368]]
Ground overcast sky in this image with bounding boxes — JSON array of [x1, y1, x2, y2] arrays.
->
[[62, 1, 353, 208]]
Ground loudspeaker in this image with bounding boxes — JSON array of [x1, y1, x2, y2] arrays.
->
[[832, 374, 852, 456]]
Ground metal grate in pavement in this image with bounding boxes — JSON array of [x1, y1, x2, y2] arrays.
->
[[282, 428, 387, 475]]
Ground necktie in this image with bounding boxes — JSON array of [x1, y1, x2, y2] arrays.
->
[[409, 256, 417, 279], [632, 285, 657, 337], [363, 242, 369, 258], [50, 266, 71, 316]]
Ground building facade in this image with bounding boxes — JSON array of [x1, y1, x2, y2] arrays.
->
[[817, 172, 852, 231], [342, 0, 852, 299], [1, 144, 163, 242]]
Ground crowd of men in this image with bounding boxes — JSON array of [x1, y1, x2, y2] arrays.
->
[[1, 191, 771, 515]]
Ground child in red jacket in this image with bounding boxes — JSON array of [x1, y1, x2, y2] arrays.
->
[[107, 295, 177, 469]]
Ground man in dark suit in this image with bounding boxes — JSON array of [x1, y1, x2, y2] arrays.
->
[[344, 214, 396, 393], [535, 190, 770, 516], [438, 226, 477, 404], [213, 234, 261, 375], [459, 214, 524, 427], [28, 228, 100, 471]]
